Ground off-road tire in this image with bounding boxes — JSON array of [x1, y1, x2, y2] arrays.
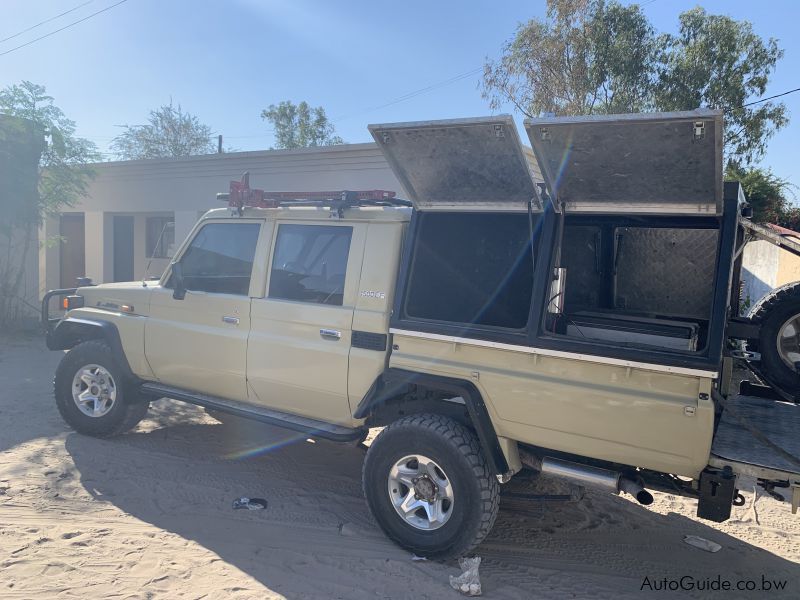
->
[[54, 340, 149, 437], [748, 282, 800, 396], [362, 413, 499, 559]]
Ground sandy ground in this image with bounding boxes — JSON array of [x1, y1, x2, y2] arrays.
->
[[0, 335, 799, 599]]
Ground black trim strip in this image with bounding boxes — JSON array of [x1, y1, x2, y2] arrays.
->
[[351, 331, 387, 351]]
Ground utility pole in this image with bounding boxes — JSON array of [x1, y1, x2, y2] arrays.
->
[[218, 134, 223, 154]]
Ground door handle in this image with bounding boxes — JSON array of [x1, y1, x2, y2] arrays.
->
[[320, 328, 341, 340], [222, 316, 240, 325]]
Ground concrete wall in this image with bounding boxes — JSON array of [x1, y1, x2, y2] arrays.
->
[[776, 243, 800, 287], [741, 240, 779, 312], [740, 238, 800, 313], [1, 224, 40, 324]]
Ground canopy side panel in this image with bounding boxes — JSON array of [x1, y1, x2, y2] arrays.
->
[[369, 116, 541, 211], [524, 109, 723, 215]]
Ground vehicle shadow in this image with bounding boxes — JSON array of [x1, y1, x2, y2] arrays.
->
[[62, 401, 800, 599]]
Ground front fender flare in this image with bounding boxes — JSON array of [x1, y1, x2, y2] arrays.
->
[[47, 317, 138, 382]]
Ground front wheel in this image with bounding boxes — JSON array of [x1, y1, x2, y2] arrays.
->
[[362, 414, 499, 559], [54, 340, 149, 437]]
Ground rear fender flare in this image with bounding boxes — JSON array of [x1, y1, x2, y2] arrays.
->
[[355, 368, 510, 475]]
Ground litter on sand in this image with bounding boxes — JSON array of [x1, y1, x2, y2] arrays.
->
[[683, 535, 722, 553], [232, 497, 268, 510], [411, 554, 427, 561], [449, 556, 482, 596]]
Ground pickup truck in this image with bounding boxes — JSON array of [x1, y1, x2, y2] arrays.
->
[[43, 110, 800, 558]]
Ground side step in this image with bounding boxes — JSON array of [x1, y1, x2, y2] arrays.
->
[[140, 382, 365, 443]]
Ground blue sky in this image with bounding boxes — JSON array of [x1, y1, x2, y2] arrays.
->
[[2, 0, 798, 193]]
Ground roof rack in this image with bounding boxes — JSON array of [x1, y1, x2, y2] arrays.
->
[[217, 172, 410, 217]]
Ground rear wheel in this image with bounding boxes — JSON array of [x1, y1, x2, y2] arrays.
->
[[54, 340, 149, 437], [749, 282, 800, 396], [362, 414, 499, 559]]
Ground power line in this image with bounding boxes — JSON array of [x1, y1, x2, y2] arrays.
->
[[331, 67, 483, 123], [222, 129, 275, 140], [0, 0, 128, 58], [222, 68, 484, 140], [741, 86, 800, 108], [0, 1, 95, 44]]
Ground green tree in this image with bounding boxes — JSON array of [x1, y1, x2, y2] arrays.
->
[[261, 101, 343, 149], [0, 81, 99, 325], [483, 1, 787, 165], [725, 165, 795, 225], [779, 207, 800, 232], [656, 8, 786, 166], [482, 0, 658, 117], [111, 101, 216, 159]]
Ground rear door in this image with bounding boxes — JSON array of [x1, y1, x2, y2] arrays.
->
[[145, 220, 263, 401], [247, 221, 366, 425]]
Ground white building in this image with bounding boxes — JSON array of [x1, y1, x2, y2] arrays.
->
[[40, 143, 408, 295]]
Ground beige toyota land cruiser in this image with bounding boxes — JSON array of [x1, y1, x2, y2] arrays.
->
[[43, 110, 800, 559]]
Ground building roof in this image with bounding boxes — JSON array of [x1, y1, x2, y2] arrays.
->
[[766, 223, 800, 239]]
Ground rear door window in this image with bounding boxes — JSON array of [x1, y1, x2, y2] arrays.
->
[[268, 224, 353, 306]]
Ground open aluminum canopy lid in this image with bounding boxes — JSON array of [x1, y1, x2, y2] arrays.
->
[[369, 115, 541, 211], [524, 109, 723, 215]]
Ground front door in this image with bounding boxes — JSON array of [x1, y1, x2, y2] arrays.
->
[[60, 214, 85, 288], [113, 216, 134, 282], [247, 221, 365, 424], [144, 220, 262, 401]]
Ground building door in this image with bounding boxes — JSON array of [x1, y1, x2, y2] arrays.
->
[[113, 216, 135, 282], [59, 214, 85, 288]]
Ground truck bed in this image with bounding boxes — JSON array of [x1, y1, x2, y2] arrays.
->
[[709, 394, 800, 481]]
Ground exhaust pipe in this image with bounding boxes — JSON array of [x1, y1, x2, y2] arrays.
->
[[520, 454, 653, 505], [618, 476, 654, 506]]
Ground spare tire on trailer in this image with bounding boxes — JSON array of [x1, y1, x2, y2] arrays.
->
[[748, 281, 800, 398]]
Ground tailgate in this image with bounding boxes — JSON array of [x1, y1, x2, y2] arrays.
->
[[709, 394, 800, 483]]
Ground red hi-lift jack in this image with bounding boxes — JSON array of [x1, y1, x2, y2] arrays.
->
[[217, 172, 405, 217]]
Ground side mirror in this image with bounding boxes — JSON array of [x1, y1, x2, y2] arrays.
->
[[171, 262, 186, 300]]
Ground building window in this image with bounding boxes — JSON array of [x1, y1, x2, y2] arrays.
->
[[176, 222, 261, 295], [146, 216, 175, 259], [269, 224, 353, 306]]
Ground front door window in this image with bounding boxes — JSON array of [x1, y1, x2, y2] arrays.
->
[[176, 222, 261, 295]]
